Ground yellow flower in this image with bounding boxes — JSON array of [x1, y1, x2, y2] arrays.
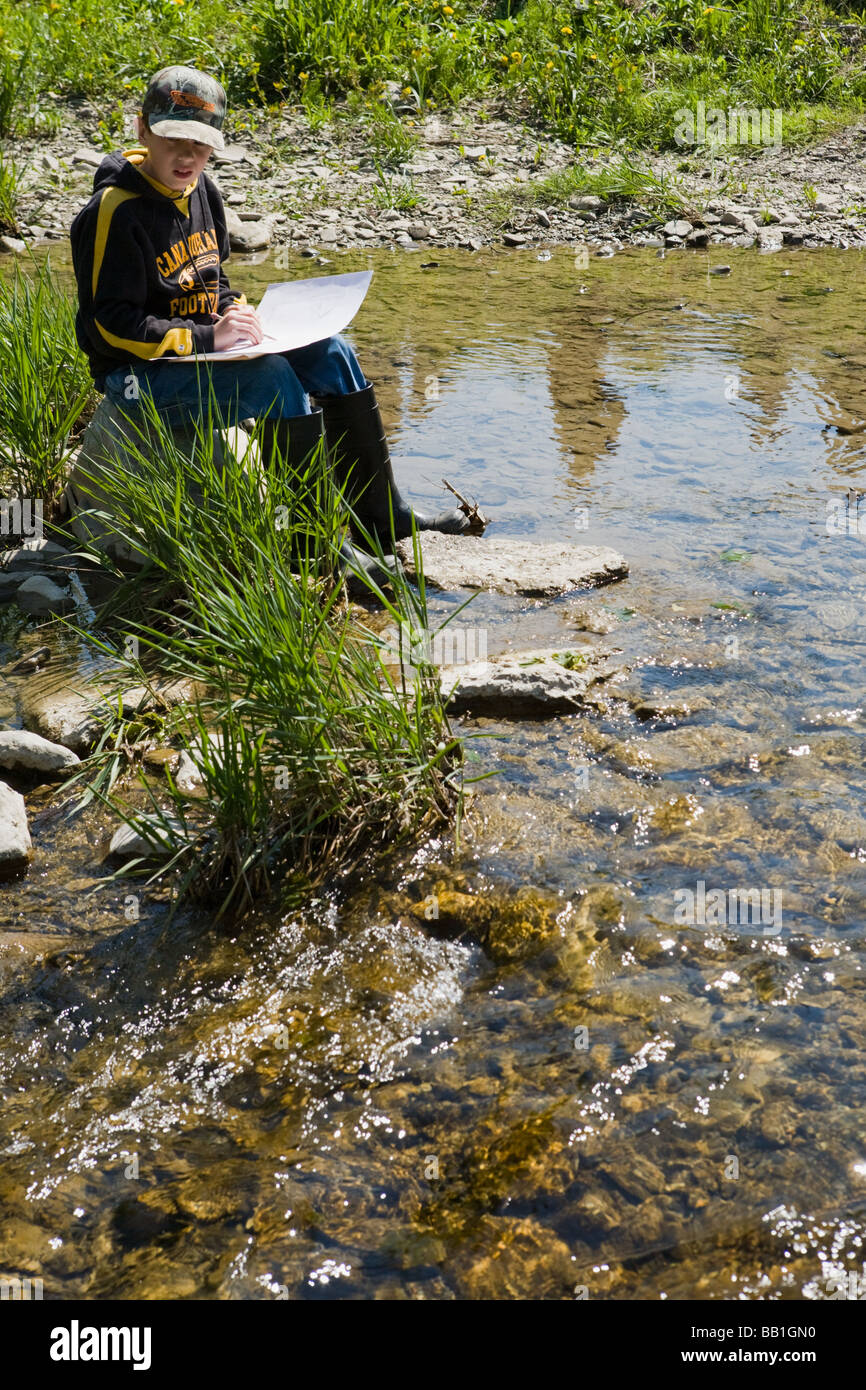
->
[[443, 3, 454, 11], [545, 60, 554, 70], [588, 52, 597, 60], [500, 54, 509, 64], [617, 84, 623, 92], [561, 26, 572, 35], [299, 72, 308, 82], [402, 86, 413, 95], [510, 51, 522, 63]]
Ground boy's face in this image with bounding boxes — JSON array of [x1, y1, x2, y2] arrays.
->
[[135, 115, 213, 191]]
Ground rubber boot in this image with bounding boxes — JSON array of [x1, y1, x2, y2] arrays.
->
[[261, 409, 400, 590], [310, 381, 474, 547]]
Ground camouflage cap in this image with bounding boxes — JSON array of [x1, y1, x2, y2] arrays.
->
[[142, 65, 226, 150]]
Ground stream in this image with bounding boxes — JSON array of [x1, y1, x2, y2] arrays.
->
[[2, 242, 866, 1300]]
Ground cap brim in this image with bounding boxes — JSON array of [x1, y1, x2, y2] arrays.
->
[[148, 117, 224, 151]]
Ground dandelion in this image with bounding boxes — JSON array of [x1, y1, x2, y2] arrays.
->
[[545, 60, 554, 70], [299, 72, 309, 82], [561, 26, 572, 35], [443, 3, 454, 11], [402, 86, 413, 96], [510, 51, 522, 63]]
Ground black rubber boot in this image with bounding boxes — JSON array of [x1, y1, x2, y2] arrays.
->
[[310, 381, 475, 546], [261, 409, 400, 590]]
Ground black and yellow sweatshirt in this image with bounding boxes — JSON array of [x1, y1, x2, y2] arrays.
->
[[70, 147, 245, 389]]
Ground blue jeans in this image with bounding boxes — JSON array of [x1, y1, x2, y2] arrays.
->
[[102, 334, 368, 428]]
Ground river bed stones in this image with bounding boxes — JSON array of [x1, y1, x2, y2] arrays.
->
[[0, 730, 80, 776], [395, 534, 628, 596], [0, 780, 32, 877], [439, 645, 624, 715]]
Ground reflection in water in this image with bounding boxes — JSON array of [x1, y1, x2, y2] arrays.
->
[[2, 245, 866, 1298]]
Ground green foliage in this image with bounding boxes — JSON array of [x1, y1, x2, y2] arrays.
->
[[0, 258, 97, 508], [0, 0, 862, 149], [66, 395, 462, 920], [0, 146, 18, 231]]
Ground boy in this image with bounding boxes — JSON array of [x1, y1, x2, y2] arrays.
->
[[70, 64, 472, 576]]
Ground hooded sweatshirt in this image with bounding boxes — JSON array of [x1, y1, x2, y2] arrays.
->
[[70, 147, 246, 389]]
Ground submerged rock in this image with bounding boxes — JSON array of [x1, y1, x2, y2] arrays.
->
[[0, 729, 80, 775], [108, 815, 187, 860], [0, 780, 32, 877], [395, 534, 628, 596], [440, 646, 624, 715]]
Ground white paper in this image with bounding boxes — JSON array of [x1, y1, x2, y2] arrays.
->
[[165, 270, 373, 362]]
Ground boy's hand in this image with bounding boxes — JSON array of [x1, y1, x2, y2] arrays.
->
[[212, 303, 264, 351]]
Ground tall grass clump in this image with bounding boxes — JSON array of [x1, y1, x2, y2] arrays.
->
[[0, 259, 97, 511], [68, 393, 462, 921], [0, 148, 19, 232]]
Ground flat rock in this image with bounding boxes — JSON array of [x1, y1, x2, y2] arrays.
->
[[225, 208, 272, 253], [0, 730, 80, 775], [0, 539, 69, 571], [440, 646, 623, 715], [0, 236, 26, 255], [21, 688, 102, 755], [0, 780, 32, 878], [395, 534, 628, 596]]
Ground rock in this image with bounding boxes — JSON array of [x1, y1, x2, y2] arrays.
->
[[439, 646, 622, 715], [173, 750, 207, 798], [72, 148, 104, 168], [812, 194, 837, 212], [394, 534, 628, 596], [225, 207, 272, 252], [108, 815, 186, 860], [407, 222, 431, 240], [569, 195, 603, 211], [709, 264, 731, 276], [0, 780, 32, 878], [720, 209, 748, 227], [534, 208, 551, 227], [663, 219, 693, 239], [502, 232, 527, 246], [0, 573, 24, 600], [685, 229, 710, 247], [20, 689, 101, 755], [15, 575, 71, 615], [0, 539, 70, 571], [0, 236, 26, 255], [213, 144, 256, 166], [757, 228, 784, 250], [0, 730, 80, 775], [777, 212, 800, 227], [782, 228, 804, 245], [64, 397, 243, 564]]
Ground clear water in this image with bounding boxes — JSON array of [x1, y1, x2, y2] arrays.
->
[[2, 243, 866, 1300]]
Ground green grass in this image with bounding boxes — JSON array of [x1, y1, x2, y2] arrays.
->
[[0, 147, 18, 232], [63, 393, 464, 921], [0, 259, 97, 511], [0, 0, 863, 151]]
